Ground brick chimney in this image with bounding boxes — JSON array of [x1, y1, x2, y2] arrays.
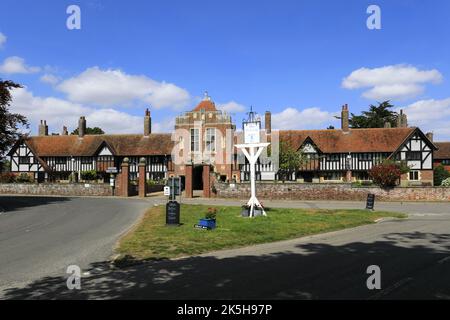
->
[[341, 104, 349, 132], [144, 108, 152, 136], [62, 126, 68, 135], [38, 120, 48, 136], [78, 116, 86, 138], [265, 111, 271, 134], [426, 132, 433, 142]]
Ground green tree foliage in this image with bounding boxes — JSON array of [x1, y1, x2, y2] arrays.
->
[[80, 170, 98, 181], [434, 165, 450, 186], [0, 80, 29, 159], [337, 101, 399, 128], [441, 177, 450, 187], [71, 127, 105, 135], [278, 141, 308, 181], [368, 159, 410, 188]]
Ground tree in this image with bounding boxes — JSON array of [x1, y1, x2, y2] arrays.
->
[[337, 101, 399, 128], [369, 159, 410, 188], [71, 127, 105, 135], [0, 80, 29, 160], [434, 165, 450, 186], [278, 141, 308, 182]]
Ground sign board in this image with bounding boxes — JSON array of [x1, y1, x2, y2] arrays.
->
[[366, 194, 375, 210], [164, 186, 170, 196], [106, 167, 118, 173], [244, 122, 260, 144], [110, 178, 115, 187], [166, 201, 180, 225]]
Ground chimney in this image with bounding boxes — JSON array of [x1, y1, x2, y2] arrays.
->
[[62, 126, 68, 135], [401, 111, 408, 128], [78, 116, 86, 137], [38, 120, 48, 136], [341, 104, 349, 132], [426, 132, 433, 142], [265, 111, 271, 134], [144, 108, 152, 136], [384, 122, 391, 128]]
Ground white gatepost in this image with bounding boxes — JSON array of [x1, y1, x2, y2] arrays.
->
[[235, 142, 270, 217]]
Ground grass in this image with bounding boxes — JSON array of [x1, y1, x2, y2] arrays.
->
[[117, 204, 405, 261]]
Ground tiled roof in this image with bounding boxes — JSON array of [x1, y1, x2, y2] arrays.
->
[[193, 100, 217, 112], [279, 127, 417, 153], [435, 142, 450, 159], [24, 134, 174, 157]]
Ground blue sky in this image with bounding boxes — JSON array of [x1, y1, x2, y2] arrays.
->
[[1, 0, 450, 139]]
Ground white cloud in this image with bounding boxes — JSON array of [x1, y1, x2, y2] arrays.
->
[[0, 32, 6, 48], [217, 101, 246, 113], [10, 87, 165, 134], [0, 56, 41, 74], [401, 98, 450, 140], [342, 65, 443, 101], [57, 67, 191, 109], [272, 107, 337, 130], [40, 74, 61, 85]]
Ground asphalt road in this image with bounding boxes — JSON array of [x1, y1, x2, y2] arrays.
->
[[0, 196, 149, 295], [0, 196, 449, 299]]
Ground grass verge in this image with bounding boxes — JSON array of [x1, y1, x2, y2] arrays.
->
[[116, 204, 405, 262]]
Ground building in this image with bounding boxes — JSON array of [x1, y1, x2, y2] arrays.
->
[[8, 94, 439, 197], [434, 142, 450, 172]]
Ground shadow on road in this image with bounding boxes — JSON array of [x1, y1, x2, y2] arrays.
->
[[2, 232, 450, 300], [0, 196, 71, 213]]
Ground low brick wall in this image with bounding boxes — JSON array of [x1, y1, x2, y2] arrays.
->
[[0, 183, 113, 197], [213, 182, 450, 202]]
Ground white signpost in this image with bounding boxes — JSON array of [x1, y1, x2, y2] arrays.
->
[[236, 108, 270, 217]]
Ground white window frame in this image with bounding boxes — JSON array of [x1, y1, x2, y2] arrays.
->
[[190, 128, 199, 152], [205, 128, 216, 152], [409, 170, 420, 181]]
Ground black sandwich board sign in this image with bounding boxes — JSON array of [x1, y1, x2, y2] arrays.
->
[[166, 200, 180, 226], [366, 194, 375, 210]]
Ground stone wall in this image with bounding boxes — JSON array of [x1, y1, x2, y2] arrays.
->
[[0, 183, 113, 197], [213, 181, 450, 202]]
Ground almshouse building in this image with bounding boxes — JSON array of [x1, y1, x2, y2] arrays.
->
[[8, 93, 440, 197]]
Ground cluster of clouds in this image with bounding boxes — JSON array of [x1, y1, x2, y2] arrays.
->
[[1, 29, 450, 139]]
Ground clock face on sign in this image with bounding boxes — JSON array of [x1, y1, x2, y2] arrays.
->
[[244, 122, 260, 144]]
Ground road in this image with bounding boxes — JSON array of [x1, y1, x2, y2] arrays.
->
[[0, 196, 149, 296], [0, 196, 449, 299]]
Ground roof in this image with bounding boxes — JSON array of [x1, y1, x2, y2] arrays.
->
[[279, 127, 417, 153], [435, 142, 450, 159], [193, 99, 217, 112], [23, 134, 174, 157]]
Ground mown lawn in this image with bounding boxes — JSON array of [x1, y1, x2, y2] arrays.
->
[[117, 204, 405, 261]]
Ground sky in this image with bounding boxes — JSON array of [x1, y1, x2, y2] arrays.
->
[[1, 0, 450, 140]]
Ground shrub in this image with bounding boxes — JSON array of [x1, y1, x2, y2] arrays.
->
[[0, 172, 16, 183], [15, 173, 32, 183], [441, 178, 450, 187], [369, 161, 404, 188], [80, 170, 98, 181], [434, 165, 450, 186], [205, 207, 217, 220]]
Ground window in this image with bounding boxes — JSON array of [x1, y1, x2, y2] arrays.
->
[[359, 153, 373, 161], [205, 128, 216, 152], [409, 171, 419, 181], [81, 157, 92, 164], [328, 154, 339, 162], [442, 160, 450, 165], [190, 128, 199, 152], [55, 157, 66, 164], [19, 157, 30, 164], [323, 172, 343, 180], [406, 151, 421, 161]]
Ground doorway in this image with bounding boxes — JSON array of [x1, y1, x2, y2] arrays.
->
[[193, 165, 204, 190]]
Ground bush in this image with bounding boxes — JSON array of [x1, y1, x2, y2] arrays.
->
[[0, 172, 16, 183], [80, 170, 98, 181], [434, 165, 450, 186], [369, 161, 405, 188], [441, 178, 450, 187], [15, 173, 32, 183]]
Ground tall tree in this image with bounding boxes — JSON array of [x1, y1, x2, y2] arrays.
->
[[348, 101, 398, 128], [0, 80, 29, 161], [71, 127, 105, 135]]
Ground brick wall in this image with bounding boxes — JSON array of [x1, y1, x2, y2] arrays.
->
[[213, 181, 450, 201], [0, 183, 113, 197]]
